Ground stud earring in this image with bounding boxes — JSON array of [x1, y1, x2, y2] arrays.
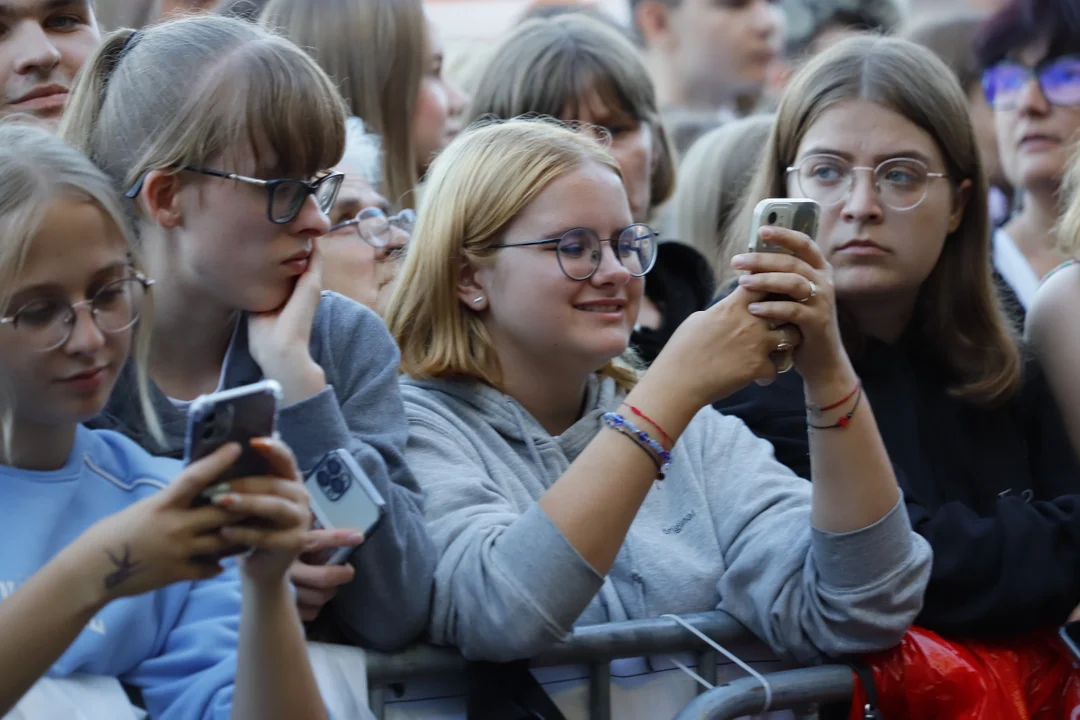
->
[[472, 296, 484, 304]]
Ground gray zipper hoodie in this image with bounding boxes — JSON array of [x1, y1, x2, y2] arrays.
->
[[401, 373, 932, 664], [90, 291, 436, 652]]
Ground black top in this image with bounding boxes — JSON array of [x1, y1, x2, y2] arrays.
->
[[631, 241, 715, 365], [714, 338, 1080, 638]]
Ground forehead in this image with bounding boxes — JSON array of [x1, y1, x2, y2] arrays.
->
[[797, 100, 944, 164], [333, 171, 384, 208], [0, 0, 87, 17], [17, 197, 126, 285]]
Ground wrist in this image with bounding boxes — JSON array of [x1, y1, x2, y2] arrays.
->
[[58, 541, 112, 615], [625, 373, 699, 443], [241, 572, 293, 603], [802, 362, 859, 406], [263, 357, 326, 406]]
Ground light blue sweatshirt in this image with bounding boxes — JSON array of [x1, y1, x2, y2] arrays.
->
[[0, 426, 241, 719], [401, 374, 933, 664]]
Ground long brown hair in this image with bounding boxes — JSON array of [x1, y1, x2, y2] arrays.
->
[[466, 13, 675, 215], [730, 35, 1022, 406], [261, 0, 426, 209]]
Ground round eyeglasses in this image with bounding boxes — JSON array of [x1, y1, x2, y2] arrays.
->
[[125, 167, 344, 225], [787, 154, 949, 212], [329, 207, 416, 249], [493, 224, 659, 281], [0, 273, 154, 353], [982, 55, 1080, 111]]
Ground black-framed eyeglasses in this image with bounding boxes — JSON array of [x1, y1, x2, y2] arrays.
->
[[0, 272, 154, 353], [329, 207, 416, 249], [786, 154, 949, 212], [493, 224, 658, 281], [125, 167, 345, 225], [982, 55, 1080, 111]]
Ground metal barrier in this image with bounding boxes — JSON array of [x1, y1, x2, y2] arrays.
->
[[673, 665, 855, 720], [365, 611, 771, 720]]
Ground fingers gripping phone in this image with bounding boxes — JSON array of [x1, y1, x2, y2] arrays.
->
[[305, 449, 387, 565], [185, 380, 283, 507], [747, 199, 821, 377]]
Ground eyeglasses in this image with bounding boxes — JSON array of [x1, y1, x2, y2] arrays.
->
[[982, 55, 1080, 111], [329, 207, 416, 249], [786, 154, 949, 212], [0, 273, 154, 353], [493, 224, 658, 281], [125, 167, 345, 225]]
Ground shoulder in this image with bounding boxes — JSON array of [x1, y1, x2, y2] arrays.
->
[[400, 379, 472, 424], [82, 428, 183, 494], [1027, 262, 1080, 343], [312, 291, 399, 356]]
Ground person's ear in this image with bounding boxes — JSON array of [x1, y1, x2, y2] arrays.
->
[[139, 170, 184, 230], [635, 0, 676, 51], [948, 178, 973, 233], [457, 260, 489, 312]]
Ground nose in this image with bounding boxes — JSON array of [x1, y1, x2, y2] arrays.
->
[[447, 79, 469, 116], [840, 169, 884, 224], [591, 242, 632, 286], [12, 21, 62, 76], [292, 194, 332, 237], [62, 304, 106, 355], [749, 0, 781, 36], [377, 225, 409, 261], [1015, 76, 1051, 116]]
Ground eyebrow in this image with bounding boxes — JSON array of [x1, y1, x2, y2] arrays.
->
[[7, 262, 129, 307], [797, 147, 936, 167], [0, 0, 90, 18]]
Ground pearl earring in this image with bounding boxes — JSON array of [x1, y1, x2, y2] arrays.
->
[[472, 296, 484, 304]]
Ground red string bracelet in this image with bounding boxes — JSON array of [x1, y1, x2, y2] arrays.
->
[[806, 380, 861, 415], [623, 404, 674, 449]]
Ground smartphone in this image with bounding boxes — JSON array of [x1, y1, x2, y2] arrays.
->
[[1060, 622, 1080, 663], [305, 449, 387, 564], [185, 380, 283, 507], [747, 198, 821, 254], [746, 199, 820, 378]]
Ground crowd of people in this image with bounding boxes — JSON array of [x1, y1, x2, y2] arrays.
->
[[1, 0, 1079, 717]]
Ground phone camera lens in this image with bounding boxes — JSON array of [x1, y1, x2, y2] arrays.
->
[[327, 458, 342, 474], [767, 212, 778, 224]]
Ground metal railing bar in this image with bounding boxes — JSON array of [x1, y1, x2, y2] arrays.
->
[[672, 665, 854, 720]]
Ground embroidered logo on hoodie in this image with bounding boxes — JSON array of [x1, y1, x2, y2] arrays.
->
[[663, 511, 696, 535]]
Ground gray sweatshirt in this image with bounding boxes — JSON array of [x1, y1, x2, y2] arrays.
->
[[401, 374, 932, 664], [90, 291, 436, 652]]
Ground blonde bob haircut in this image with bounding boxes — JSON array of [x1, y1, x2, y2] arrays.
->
[[671, 114, 775, 285], [0, 122, 160, 458], [1056, 151, 1080, 258], [386, 118, 639, 391], [466, 13, 676, 217], [729, 35, 1021, 406], [261, 0, 426, 210], [59, 15, 347, 226]]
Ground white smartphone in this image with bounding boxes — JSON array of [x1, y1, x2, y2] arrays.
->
[[747, 198, 821, 254], [185, 380, 283, 508], [305, 449, 387, 565]]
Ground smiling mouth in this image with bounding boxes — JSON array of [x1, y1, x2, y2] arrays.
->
[[575, 304, 623, 312]]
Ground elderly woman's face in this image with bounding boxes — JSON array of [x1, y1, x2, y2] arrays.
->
[[319, 166, 408, 316]]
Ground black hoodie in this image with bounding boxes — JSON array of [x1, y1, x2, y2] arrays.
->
[[714, 338, 1080, 638]]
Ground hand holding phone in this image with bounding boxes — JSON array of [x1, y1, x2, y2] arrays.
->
[[304, 450, 386, 565]]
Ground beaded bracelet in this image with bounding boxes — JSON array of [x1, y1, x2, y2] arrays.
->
[[602, 412, 673, 479]]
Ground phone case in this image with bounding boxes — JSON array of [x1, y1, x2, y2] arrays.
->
[[747, 198, 821, 254], [305, 449, 387, 565], [185, 380, 283, 506]]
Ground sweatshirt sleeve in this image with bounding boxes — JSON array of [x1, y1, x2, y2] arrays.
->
[[122, 568, 240, 720], [406, 414, 604, 662], [276, 293, 436, 652], [699, 411, 932, 664]]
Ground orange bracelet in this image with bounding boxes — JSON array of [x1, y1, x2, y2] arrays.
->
[[622, 404, 674, 449]]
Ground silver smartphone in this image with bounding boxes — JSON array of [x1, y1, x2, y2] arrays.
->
[[306, 449, 387, 565], [185, 380, 283, 507], [747, 198, 820, 254]]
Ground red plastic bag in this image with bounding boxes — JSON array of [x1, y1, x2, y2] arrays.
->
[[848, 627, 1080, 719]]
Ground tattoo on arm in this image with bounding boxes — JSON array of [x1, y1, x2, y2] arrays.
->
[[104, 544, 143, 591]]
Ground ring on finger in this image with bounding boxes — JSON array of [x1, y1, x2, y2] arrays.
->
[[798, 281, 818, 304]]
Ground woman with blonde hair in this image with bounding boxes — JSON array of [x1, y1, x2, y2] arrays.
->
[[670, 114, 776, 285], [58, 15, 435, 650], [386, 117, 931, 667], [715, 35, 1080, 638], [0, 122, 324, 719], [1026, 154, 1080, 459], [261, 0, 468, 210]]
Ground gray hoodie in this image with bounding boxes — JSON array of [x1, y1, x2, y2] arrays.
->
[[401, 374, 932, 664], [90, 291, 436, 652]]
